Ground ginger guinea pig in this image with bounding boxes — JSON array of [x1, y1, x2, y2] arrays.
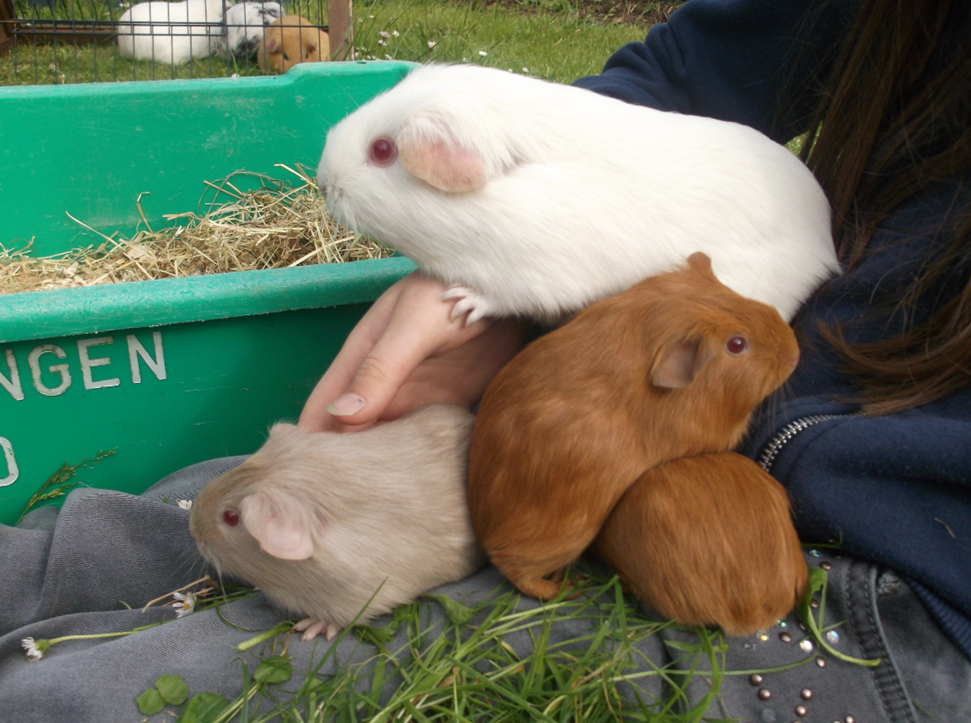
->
[[258, 15, 329, 73], [592, 452, 808, 635], [467, 253, 799, 600], [190, 404, 485, 641], [317, 63, 838, 325]]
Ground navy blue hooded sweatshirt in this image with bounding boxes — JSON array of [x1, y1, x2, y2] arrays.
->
[[574, 0, 971, 660]]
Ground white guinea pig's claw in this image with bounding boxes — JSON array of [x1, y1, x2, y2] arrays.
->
[[442, 286, 494, 326], [293, 617, 339, 642]]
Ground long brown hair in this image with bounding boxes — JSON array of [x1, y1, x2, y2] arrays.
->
[[799, 0, 971, 415]]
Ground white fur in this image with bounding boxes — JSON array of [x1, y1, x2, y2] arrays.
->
[[117, 0, 226, 66], [221, 2, 283, 58], [317, 64, 841, 323]]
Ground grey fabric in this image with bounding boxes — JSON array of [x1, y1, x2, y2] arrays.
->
[[0, 457, 968, 721]]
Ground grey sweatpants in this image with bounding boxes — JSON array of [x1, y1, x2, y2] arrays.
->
[[0, 457, 968, 722]]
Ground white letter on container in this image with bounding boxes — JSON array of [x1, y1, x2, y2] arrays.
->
[[0, 437, 18, 487], [78, 337, 120, 390], [0, 350, 24, 401], [128, 332, 167, 384], [29, 345, 72, 396]]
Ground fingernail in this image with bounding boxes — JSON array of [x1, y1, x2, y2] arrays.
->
[[325, 393, 366, 417]]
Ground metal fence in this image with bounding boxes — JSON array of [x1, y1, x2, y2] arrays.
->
[[0, 0, 349, 85]]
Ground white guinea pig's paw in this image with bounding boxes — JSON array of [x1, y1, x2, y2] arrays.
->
[[441, 286, 495, 326], [293, 617, 341, 642]]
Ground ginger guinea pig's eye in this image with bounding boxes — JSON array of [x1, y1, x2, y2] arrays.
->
[[222, 509, 240, 527], [726, 335, 749, 355], [368, 137, 398, 167]]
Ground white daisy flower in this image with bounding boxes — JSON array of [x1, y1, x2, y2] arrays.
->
[[427, 41, 437, 48], [379, 31, 391, 38], [172, 592, 197, 618], [21, 637, 49, 661], [478, 50, 487, 56]]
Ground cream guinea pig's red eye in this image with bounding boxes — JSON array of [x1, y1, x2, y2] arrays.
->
[[223, 509, 240, 527], [726, 336, 749, 355], [368, 137, 398, 167]]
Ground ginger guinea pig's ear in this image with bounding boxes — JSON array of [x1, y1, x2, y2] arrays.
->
[[396, 115, 488, 194], [240, 490, 314, 560], [264, 36, 280, 53], [651, 337, 715, 389], [685, 251, 713, 274]]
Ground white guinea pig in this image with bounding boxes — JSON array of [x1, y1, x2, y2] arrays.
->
[[222, 1, 283, 59], [317, 64, 840, 324], [117, 0, 225, 66]]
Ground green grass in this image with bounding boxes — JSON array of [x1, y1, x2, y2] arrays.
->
[[0, 0, 655, 86], [144, 570, 756, 723], [153, 564, 848, 722], [350, 0, 652, 83]]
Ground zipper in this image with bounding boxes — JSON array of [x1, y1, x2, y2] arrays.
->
[[756, 412, 863, 473]]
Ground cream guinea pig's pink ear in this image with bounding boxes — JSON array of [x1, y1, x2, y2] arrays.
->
[[240, 490, 314, 560], [396, 115, 488, 194]]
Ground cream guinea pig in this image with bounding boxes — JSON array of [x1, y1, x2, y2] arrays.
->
[[190, 404, 486, 641]]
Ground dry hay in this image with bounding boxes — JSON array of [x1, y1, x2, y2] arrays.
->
[[0, 165, 394, 295]]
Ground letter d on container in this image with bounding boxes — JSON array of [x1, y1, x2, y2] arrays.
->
[[0, 437, 18, 487]]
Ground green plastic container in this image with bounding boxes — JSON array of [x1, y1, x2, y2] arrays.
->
[[0, 62, 417, 525]]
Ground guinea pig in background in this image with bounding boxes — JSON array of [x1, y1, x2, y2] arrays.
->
[[592, 452, 808, 635], [117, 0, 225, 66], [317, 63, 839, 325], [189, 404, 486, 641], [222, 2, 284, 59], [258, 15, 329, 74], [467, 253, 800, 601]]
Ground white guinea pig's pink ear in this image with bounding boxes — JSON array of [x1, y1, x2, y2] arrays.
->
[[396, 117, 487, 194], [651, 338, 715, 388], [240, 490, 314, 560]]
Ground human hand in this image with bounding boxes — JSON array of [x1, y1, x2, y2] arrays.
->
[[298, 272, 529, 433]]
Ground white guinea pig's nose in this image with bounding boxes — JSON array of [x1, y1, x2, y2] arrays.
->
[[316, 167, 330, 197]]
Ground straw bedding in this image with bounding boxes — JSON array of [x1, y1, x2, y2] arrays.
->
[[0, 166, 393, 294]]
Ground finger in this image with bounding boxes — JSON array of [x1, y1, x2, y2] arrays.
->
[[297, 279, 406, 432], [323, 297, 494, 428]]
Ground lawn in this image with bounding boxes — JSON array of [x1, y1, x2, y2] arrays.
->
[[0, 0, 664, 86]]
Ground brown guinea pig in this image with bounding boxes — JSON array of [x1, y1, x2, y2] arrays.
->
[[189, 404, 486, 642], [467, 252, 800, 601], [592, 452, 808, 635], [258, 15, 329, 74]]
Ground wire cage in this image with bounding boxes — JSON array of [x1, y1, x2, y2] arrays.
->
[[0, 0, 351, 85]]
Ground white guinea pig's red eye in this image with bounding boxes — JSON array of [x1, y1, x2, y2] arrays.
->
[[223, 509, 240, 527], [726, 336, 749, 355], [368, 137, 398, 167]]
